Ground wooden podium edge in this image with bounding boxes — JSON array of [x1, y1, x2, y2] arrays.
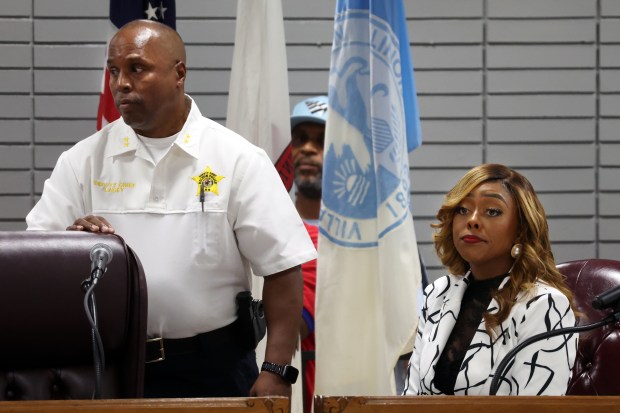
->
[[0, 397, 289, 413], [314, 395, 620, 413]]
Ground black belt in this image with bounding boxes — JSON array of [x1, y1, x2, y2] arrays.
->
[[146, 321, 238, 363]]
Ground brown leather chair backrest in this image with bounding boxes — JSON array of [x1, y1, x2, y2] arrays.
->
[[0, 231, 147, 400], [557, 259, 620, 395]]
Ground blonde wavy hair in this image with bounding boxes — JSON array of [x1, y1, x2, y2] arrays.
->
[[432, 164, 574, 334]]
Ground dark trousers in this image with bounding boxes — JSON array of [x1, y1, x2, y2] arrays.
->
[[144, 332, 259, 398]]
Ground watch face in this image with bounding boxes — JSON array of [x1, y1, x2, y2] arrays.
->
[[282, 365, 299, 384], [262, 362, 299, 384]]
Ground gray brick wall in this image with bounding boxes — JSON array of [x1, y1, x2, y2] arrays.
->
[[0, 0, 618, 281]]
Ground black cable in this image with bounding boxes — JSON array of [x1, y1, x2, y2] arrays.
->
[[82, 277, 106, 399], [489, 311, 620, 395], [91, 292, 106, 389]]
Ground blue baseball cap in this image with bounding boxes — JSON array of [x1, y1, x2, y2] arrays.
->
[[290, 95, 328, 129]]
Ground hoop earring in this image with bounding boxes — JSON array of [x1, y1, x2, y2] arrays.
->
[[511, 243, 523, 259]]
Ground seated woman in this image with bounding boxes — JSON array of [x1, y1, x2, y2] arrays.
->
[[404, 164, 578, 396]]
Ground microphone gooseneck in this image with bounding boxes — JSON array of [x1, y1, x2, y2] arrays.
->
[[489, 311, 620, 395], [83, 242, 113, 399]]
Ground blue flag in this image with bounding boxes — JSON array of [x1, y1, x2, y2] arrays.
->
[[321, 0, 421, 248], [315, 0, 423, 395]]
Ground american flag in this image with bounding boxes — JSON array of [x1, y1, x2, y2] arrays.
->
[[96, 0, 176, 130]]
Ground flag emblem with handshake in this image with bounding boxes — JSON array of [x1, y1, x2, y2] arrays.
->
[[315, 0, 423, 396], [97, 0, 176, 130]]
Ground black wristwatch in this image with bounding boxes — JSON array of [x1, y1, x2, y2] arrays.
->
[[261, 361, 299, 384]]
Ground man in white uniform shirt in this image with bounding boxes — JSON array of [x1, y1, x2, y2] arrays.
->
[[26, 19, 316, 399]]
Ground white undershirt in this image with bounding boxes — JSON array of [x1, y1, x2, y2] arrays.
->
[[137, 133, 178, 164]]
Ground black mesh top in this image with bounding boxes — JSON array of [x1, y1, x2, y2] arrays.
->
[[434, 273, 508, 394]]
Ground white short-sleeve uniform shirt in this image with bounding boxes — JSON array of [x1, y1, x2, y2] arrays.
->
[[27, 96, 317, 339]]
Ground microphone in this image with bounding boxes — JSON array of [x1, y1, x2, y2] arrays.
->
[[592, 285, 620, 310], [90, 243, 113, 282]]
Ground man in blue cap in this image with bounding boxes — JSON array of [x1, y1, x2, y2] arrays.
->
[[289, 95, 327, 413], [290, 96, 328, 224]]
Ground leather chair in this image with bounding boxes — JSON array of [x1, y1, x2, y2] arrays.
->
[[557, 258, 620, 395], [0, 231, 147, 400]]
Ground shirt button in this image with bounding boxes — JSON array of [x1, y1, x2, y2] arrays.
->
[[154, 196, 160, 202]]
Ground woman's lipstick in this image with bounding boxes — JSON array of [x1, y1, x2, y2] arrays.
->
[[462, 235, 483, 243]]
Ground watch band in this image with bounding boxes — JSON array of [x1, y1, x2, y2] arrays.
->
[[261, 361, 299, 384]]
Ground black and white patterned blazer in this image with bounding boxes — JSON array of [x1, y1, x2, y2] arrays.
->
[[403, 273, 578, 396]]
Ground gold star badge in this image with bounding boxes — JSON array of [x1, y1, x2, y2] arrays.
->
[[192, 166, 224, 196]]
